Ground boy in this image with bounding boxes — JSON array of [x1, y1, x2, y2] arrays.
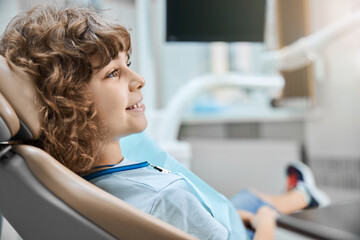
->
[[0, 5, 329, 240]]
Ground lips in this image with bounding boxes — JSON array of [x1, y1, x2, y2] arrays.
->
[[126, 98, 145, 111], [126, 102, 142, 110]]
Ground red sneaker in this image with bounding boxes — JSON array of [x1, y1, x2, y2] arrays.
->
[[286, 162, 331, 208]]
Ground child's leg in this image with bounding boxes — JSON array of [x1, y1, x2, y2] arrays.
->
[[231, 162, 330, 215], [247, 161, 331, 214], [249, 189, 307, 214], [230, 189, 306, 215]]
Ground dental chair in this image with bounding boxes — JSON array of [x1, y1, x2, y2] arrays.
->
[[0, 55, 197, 240]]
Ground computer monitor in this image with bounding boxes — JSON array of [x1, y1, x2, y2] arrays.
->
[[166, 0, 266, 42]]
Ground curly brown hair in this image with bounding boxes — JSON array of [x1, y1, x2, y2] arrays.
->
[[0, 5, 132, 174]]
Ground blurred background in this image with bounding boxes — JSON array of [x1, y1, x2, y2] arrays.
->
[[1, 0, 360, 238]]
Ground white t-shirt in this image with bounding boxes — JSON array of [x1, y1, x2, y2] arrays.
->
[[89, 158, 228, 240]]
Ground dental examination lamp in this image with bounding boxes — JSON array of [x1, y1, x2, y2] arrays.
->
[[155, 74, 284, 142], [261, 10, 360, 71]]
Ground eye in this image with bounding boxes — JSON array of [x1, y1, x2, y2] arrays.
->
[[127, 61, 132, 67], [106, 68, 120, 78]]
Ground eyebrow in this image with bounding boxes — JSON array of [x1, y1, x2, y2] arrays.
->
[[95, 53, 129, 75]]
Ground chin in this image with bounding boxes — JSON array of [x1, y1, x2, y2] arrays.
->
[[115, 127, 146, 140], [136, 120, 148, 133], [128, 119, 148, 135], [114, 119, 148, 139]]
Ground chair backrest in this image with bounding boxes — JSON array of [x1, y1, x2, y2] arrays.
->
[[0, 55, 197, 240]]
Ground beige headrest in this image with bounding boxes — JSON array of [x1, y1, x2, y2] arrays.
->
[[14, 145, 197, 240], [0, 56, 41, 139], [0, 92, 20, 141]]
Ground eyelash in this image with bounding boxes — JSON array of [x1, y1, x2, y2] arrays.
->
[[106, 68, 120, 78], [106, 61, 132, 78]]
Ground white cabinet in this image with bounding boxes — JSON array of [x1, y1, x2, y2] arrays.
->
[[186, 138, 301, 197]]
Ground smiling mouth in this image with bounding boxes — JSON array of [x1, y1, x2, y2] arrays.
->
[[126, 103, 143, 110], [126, 100, 145, 111]]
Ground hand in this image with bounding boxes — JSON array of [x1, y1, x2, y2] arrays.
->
[[251, 206, 278, 230], [237, 210, 255, 230]]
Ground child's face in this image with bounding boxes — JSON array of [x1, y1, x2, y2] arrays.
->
[[88, 52, 147, 140]]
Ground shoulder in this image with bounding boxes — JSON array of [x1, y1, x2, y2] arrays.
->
[[89, 168, 188, 213], [89, 165, 228, 239]]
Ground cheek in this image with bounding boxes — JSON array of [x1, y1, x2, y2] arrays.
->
[[104, 96, 126, 121], [93, 90, 127, 123]]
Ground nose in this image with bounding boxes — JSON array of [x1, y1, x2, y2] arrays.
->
[[129, 70, 145, 91]]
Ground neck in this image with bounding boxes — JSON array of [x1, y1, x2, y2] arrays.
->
[[95, 140, 124, 167]]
